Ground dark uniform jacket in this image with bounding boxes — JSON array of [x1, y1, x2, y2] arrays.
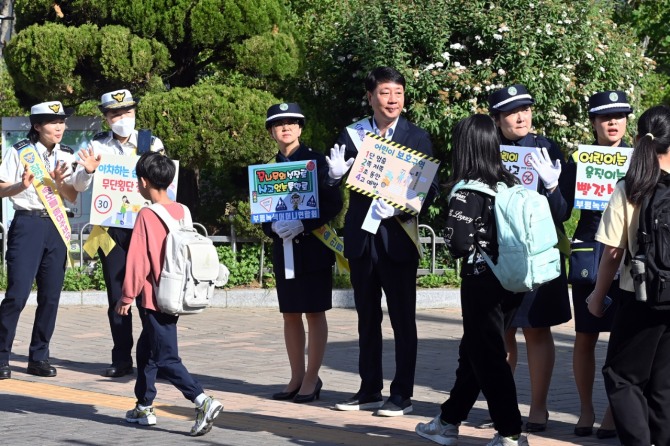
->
[[336, 116, 440, 262], [261, 143, 343, 278]]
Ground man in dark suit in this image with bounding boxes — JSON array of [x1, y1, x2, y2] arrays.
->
[[328, 66, 439, 416]]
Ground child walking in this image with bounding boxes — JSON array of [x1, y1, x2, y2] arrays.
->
[[115, 151, 223, 436]]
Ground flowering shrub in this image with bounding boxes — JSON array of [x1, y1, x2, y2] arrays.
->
[[298, 0, 653, 158]]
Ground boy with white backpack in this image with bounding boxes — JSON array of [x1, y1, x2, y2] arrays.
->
[[115, 152, 223, 436]]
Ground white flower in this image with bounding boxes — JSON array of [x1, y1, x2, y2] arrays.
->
[[600, 66, 606, 72], [625, 52, 631, 58], [442, 51, 451, 60], [337, 56, 346, 62], [585, 52, 594, 60], [450, 43, 465, 50], [476, 60, 483, 65], [493, 34, 503, 40], [498, 25, 510, 32], [564, 19, 573, 24], [435, 62, 444, 68], [529, 2, 535, 8], [454, 61, 461, 67], [475, 35, 481, 41], [473, 86, 481, 93], [498, 68, 506, 75], [425, 63, 435, 70]]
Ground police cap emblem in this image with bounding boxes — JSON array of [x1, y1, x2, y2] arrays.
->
[[609, 92, 619, 102], [508, 86, 518, 96], [279, 103, 289, 111]]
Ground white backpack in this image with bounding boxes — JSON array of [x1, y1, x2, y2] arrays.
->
[[149, 204, 220, 315]]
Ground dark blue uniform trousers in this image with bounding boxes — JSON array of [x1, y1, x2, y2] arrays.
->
[[134, 306, 203, 405], [99, 227, 134, 365], [0, 214, 67, 363], [349, 240, 419, 399]]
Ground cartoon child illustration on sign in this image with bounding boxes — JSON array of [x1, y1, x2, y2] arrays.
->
[[290, 192, 302, 210], [116, 195, 131, 225]]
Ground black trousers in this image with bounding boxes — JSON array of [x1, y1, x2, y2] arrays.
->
[[440, 271, 523, 437], [99, 227, 134, 365], [603, 291, 670, 446], [134, 306, 203, 405], [349, 240, 418, 399], [0, 214, 67, 363]]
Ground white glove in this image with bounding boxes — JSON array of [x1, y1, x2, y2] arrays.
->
[[274, 220, 304, 241], [529, 147, 561, 190], [326, 144, 354, 180], [372, 198, 400, 219], [214, 264, 230, 287]]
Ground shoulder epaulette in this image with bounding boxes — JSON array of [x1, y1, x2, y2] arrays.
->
[[12, 139, 31, 151], [93, 131, 109, 141], [59, 145, 74, 154]]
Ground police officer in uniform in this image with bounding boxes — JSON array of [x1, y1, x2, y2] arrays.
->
[[562, 90, 632, 439], [489, 84, 571, 432], [261, 102, 343, 403], [72, 89, 164, 378], [0, 101, 78, 379]]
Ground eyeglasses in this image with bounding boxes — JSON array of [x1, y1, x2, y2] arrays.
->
[[272, 119, 300, 128]]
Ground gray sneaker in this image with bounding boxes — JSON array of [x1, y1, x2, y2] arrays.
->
[[190, 396, 223, 436], [486, 433, 529, 446], [415, 414, 459, 445], [125, 405, 156, 426]]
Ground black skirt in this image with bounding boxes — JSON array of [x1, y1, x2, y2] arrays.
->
[[571, 280, 621, 333], [275, 267, 333, 313]]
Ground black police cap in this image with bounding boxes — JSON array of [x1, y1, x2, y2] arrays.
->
[[488, 84, 535, 113], [588, 91, 633, 116], [266, 103, 306, 129]]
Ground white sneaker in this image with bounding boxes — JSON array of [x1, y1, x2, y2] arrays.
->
[[190, 396, 223, 436], [415, 414, 459, 445], [125, 405, 156, 426], [486, 433, 529, 446]]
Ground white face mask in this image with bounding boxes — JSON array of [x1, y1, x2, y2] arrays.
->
[[110, 117, 136, 138]]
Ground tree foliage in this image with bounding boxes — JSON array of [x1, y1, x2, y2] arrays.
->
[[12, 0, 292, 89], [4, 23, 171, 104], [298, 0, 652, 157], [613, 0, 670, 106]]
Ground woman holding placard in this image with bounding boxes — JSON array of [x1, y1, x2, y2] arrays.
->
[[562, 91, 633, 439], [488, 84, 571, 433], [260, 102, 343, 403]]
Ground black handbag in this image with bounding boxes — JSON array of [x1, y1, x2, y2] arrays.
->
[[568, 241, 604, 285]]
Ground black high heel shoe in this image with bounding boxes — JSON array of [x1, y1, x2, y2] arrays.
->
[[293, 378, 322, 404], [525, 410, 549, 433], [272, 387, 300, 400]]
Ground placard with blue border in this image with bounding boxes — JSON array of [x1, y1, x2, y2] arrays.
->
[[248, 159, 320, 223]]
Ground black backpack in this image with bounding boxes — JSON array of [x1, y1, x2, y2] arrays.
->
[[633, 173, 670, 309]]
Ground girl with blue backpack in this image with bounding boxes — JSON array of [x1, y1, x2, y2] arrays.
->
[[415, 114, 528, 446]]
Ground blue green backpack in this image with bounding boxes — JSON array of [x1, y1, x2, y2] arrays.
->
[[449, 180, 561, 292]]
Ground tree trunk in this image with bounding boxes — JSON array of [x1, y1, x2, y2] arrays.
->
[[0, 0, 15, 56]]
